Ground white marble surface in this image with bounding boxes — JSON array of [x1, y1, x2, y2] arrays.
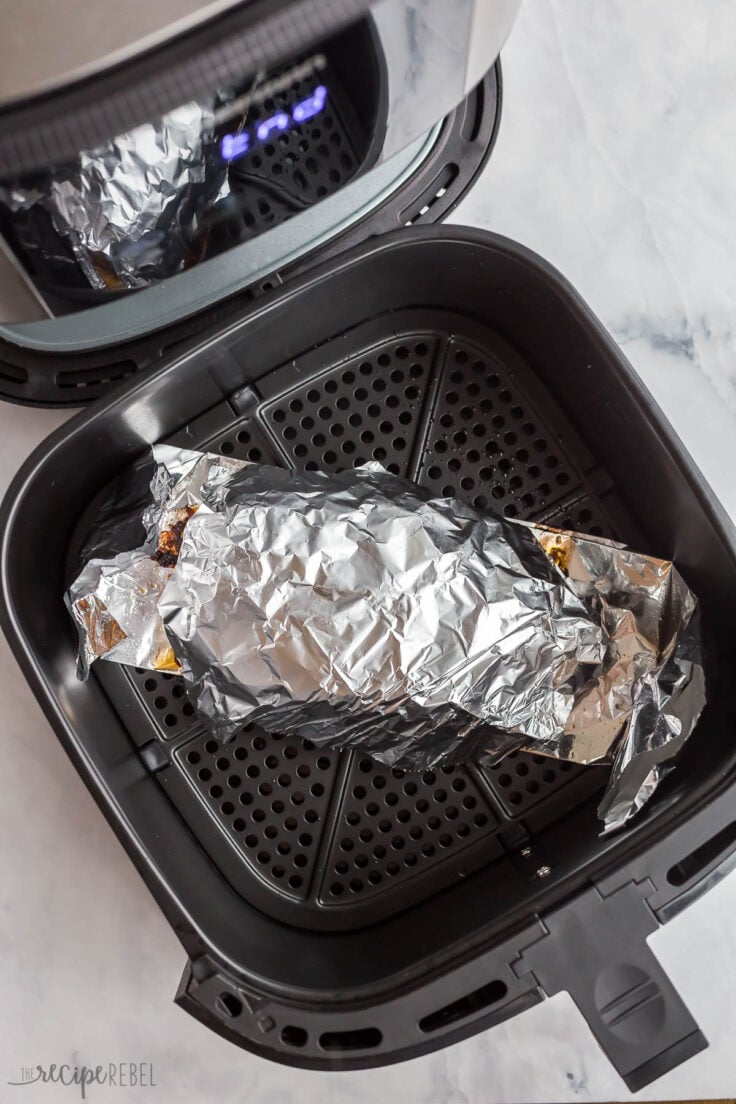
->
[[2, 1, 736, 1100]]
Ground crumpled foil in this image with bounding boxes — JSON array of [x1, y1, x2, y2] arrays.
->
[[67, 446, 245, 675], [68, 446, 705, 831], [0, 102, 229, 290]]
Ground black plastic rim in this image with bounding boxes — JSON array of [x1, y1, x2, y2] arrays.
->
[[2, 227, 736, 1082], [0, 62, 502, 408]]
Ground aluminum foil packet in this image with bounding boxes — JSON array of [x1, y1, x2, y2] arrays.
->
[[0, 102, 229, 290], [68, 445, 705, 831]]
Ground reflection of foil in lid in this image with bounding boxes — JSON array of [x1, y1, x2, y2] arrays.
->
[[0, 101, 229, 290]]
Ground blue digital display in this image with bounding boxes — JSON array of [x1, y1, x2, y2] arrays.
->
[[220, 132, 250, 160], [256, 111, 290, 142], [292, 84, 327, 124], [221, 85, 328, 163]]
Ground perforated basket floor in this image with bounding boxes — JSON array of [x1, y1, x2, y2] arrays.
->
[[96, 309, 626, 931]]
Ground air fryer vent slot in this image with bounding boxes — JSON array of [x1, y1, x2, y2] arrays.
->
[[666, 821, 736, 887], [419, 978, 509, 1033], [319, 1027, 382, 1051], [56, 360, 137, 389], [0, 361, 28, 383]]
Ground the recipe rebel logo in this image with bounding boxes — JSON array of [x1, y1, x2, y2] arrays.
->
[[7, 1061, 156, 1099]]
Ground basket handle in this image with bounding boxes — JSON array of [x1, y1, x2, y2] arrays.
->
[[514, 882, 706, 1091]]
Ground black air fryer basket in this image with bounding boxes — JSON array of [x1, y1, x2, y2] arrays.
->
[[3, 225, 736, 1091]]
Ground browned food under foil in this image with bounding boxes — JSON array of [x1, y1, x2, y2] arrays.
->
[[152, 505, 199, 568]]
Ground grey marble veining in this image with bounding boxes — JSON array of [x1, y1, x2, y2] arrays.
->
[[451, 0, 736, 527], [2, 1, 736, 1101]]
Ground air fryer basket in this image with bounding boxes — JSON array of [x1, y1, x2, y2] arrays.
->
[[96, 310, 614, 930], [3, 228, 736, 1089]]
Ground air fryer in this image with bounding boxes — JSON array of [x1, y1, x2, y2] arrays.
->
[[2, 0, 735, 1095]]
